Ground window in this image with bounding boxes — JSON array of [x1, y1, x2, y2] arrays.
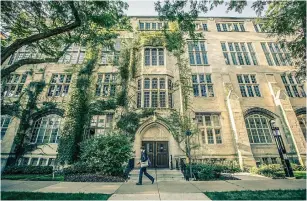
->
[[188, 41, 208, 65], [30, 114, 62, 144], [9, 46, 42, 64], [253, 23, 266, 33], [89, 115, 113, 137], [95, 73, 117, 97], [137, 77, 173, 109], [144, 48, 164, 66], [195, 113, 222, 144], [297, 114, 306, 139], [30, 158, 39, 166], [237, 74, 261, 97], [202, 24, 208, 31], [245, 114, 273, 144], [221, 42, 258, 65], [281, 74, 306, 98], [271, 158, 278, 164], [47, 74, 71, 97], [101, 40, 120, 65], [1, 115, 12, 140], [192, 74, 214, 97], [261, 42, 292, 66], [58, 45, 85, 64], [216, 23, 245, 32], [20, 158, 29, 166], [139, 21, 166, 30], [2, 73, 27, 97], [39, 158, 48, 166]]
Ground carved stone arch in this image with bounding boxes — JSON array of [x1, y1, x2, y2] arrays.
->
[[243, 107, 279, 120], [295, 107, 306, 116], [31, 108, 64, 122]]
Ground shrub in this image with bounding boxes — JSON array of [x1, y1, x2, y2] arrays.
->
[[251, 164, 285, 178], [3, 166, 53, 175], [78, 133, 132, 176], [291, 163, 306, 171], [64, 173, 125, 182]]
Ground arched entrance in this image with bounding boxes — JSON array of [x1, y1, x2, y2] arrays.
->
[[134, 119, 182, 168]]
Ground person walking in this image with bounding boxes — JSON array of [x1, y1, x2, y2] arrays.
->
[[136, 146, 154, 185]]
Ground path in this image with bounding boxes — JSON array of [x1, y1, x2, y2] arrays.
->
[[1, 179, 306, 200]]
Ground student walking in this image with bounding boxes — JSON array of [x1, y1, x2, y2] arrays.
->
[[136, 146, 154, 185]]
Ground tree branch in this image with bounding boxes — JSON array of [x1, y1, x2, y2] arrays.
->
[[1, 1, 81, 64]]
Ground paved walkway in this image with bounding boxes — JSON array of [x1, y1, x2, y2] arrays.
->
[[1, 179, 306, 200]]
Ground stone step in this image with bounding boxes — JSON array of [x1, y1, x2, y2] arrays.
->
[[128, 168, 184, 182]]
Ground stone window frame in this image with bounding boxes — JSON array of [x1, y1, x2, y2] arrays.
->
[[237, 74, 261, 97], [139, 21, 166, 30], [30, 114, 62, 144], [192, 74, 214, 97], [136, 76, 173, 109], [100, 39, 120, 65], [2, 73, 28, 97], [245, 114, 274, 144], [281, 74, 306, 98], [18, 157, 55, 166], [144, 47, 165, 66], [253, 23, 266, 33], [216, 22, 245, 32], [195, 113, 222, 144], [47, 74, 72, 97], [261, 42, 292, 66], [221, 42, 258, 66], [95, 73, 117, 97], [187, 40, 209, 66], [1, 115, 12, 140], [88, 114, 114, 138], [58, 45, 86, 64]]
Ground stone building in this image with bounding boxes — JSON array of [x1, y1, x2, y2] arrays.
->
[[1, 17, 306, 171]]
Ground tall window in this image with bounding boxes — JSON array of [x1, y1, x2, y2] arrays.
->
[[30, 114, 62, 144], [216, 23, 245, 32], [192, 74, 214, 97], [137, 77, 172, 108], [261, 42, 292, 66], [281, 74, 306, 98], [221, 42, 258, 65], [237, 74, 261, 97], [88, 115, 113, 137], [188, 41, 208, 65], [95, 73, 117, 97], [47, 74, 71, 97], [1, 115, 12, 140], [297, 114, 306, 139], [101, 40, 120, 65], [245, 114, 273, 144], [195, 113, 222, 144], [2, 73, 27, 97], [58, 45, 85, 64], [253, 23, 266, 33], [144, 48, 164, 66], [139, 22, 165, 30]]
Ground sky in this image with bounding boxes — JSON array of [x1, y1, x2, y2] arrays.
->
[[126, 0, 262, 18]]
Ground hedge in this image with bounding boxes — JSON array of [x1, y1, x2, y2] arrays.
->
[[3, 166, 53, 175], [250, 164, 285, 178]]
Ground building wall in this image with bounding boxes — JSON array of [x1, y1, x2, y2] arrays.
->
[[1, 17, 306, 171]]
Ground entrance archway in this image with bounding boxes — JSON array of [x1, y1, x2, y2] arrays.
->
[[134, 119, 182, 168]]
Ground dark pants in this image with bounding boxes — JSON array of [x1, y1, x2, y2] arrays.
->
[[138, 167, 154, 184]]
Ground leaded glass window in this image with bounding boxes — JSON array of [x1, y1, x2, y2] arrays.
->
[[245, 114, 273, 144]]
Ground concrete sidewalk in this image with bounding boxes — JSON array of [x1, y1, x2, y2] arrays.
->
[[1, 179, 306, 200]]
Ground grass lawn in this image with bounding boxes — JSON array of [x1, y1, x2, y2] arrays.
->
[[1, 174, 64, 181], [294, 171, 306, 179], [1, 192, 111, 200], [205, 189, 306, 200]]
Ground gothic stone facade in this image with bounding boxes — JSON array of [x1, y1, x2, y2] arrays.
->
[[1, 17, 306, 171]]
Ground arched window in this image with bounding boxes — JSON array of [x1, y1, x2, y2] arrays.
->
[[30, 114, 62, 144], [1, 115, 12, 140], [245, 114, 273, 144], [297, 114, 306, 139]]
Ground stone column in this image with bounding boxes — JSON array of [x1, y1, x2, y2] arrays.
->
[[224, 83, 256, 169], [267, 82, 306, 165]]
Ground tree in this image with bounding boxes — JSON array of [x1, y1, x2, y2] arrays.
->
[[155, 0, 306, 78], [1, 1, 130, 77]]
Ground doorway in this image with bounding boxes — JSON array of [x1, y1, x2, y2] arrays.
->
[[142, 141, 169, 168]]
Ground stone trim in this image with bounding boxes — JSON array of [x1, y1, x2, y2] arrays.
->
[[243, 107, 279, 120]]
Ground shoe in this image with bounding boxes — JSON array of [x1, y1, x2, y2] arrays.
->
[[152, 179, 155, 184], [136, 183, 142, 185]]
